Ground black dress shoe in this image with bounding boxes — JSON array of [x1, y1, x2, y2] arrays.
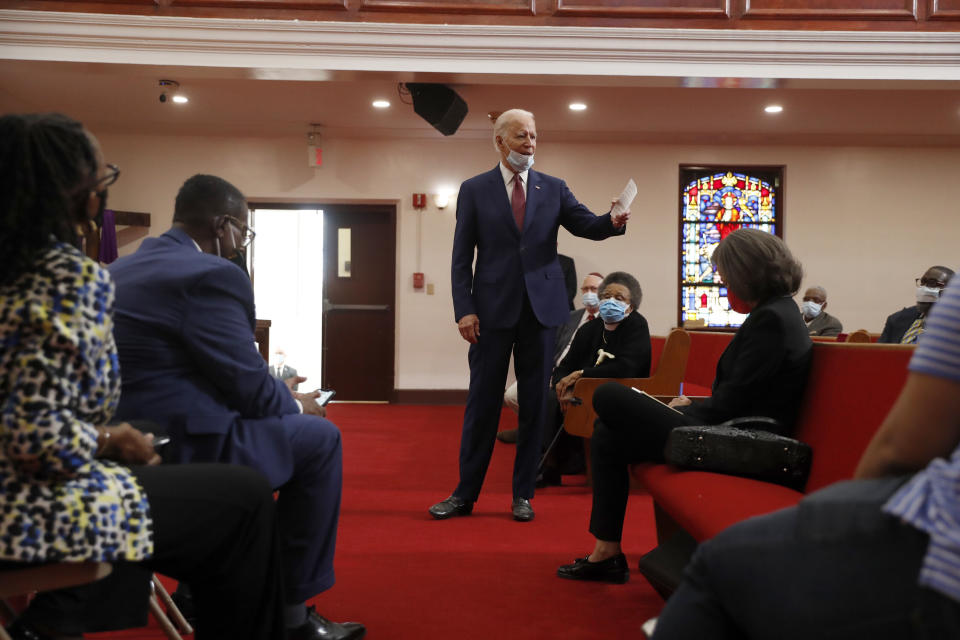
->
[[511, 498, 535, 522], [557, 553, 630, 583], [288, 606, 365, 640], [170, 587, 197, 627], [496, 428, 518, 443], [5, 619, 56, 640], [428, 495, 473, 519]]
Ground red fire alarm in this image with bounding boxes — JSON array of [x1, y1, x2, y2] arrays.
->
[[413, 272, 424, 289], [412, 193, 426, 209]]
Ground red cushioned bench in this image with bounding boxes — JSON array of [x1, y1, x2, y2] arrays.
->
[[681, 330, 734, 396], [632, 341, 915, 594]]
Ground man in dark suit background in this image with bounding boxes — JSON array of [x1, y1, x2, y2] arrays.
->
[[558, 253, 578, 310], [499, 271, 604, 441], [429, 109, 630, 522], [879, 265, 954, 344], [109, 175, 364, 640]]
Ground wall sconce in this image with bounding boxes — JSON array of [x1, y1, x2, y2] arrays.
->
[[434, 187, 456, 209]]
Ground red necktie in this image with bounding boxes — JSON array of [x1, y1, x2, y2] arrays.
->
[[511, 174, 526, 231], [587, 313, 595, 322]]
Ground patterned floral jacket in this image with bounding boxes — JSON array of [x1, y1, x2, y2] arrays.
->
[[0, 243, 153, 562]]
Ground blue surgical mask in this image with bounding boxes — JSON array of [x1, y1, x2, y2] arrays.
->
[[506, 150, 534, 173], [598, 299, 628, 324], [581, 291, 599, 309]]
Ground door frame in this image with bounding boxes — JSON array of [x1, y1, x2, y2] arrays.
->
[[248, 199, 398, 399]]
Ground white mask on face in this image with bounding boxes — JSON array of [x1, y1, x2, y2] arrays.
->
[[581, 291, 600, 309], [917, 286, 941, 304], [801, 301, 822, 320], [506, 149, 534, 173]]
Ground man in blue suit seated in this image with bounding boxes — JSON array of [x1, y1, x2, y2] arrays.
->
[[109, 175, 364, 640], [429, 108, 630, 523]]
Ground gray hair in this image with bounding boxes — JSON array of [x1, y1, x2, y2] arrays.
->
[[712, 228, 803, 303], [599, 271, 643, 309], [807, 285, 827, 299], [493, 108, 535, 151]]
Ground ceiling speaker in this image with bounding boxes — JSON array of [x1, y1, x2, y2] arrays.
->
[[406, 83, 468, 136]]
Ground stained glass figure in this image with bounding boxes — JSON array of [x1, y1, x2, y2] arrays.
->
[[680, 169, 781, 328]]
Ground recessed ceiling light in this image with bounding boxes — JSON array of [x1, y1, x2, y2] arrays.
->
[[372, 100, 391, 109], [764, 104, 783, 114], [569, 103, 587, 111], [172, 95, 189, 104]]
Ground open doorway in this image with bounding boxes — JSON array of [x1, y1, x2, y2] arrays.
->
[[250, 204, 396, 401], [250, 208, 325, 391]]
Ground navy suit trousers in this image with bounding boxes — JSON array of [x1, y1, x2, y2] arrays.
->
[[455, 292, 557, 501], [175, 413, 342, 603]]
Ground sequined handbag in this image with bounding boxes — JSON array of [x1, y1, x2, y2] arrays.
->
[[664, 417, 812, 491]]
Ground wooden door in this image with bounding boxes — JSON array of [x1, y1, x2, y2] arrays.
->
[[322, 205, 396, 401]]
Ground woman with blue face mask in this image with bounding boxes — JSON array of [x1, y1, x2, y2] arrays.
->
[[547, 272, 652, 487], [554, 272, 652, 407]]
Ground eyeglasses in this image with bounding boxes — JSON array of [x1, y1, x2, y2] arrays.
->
[[94, 164, 120, 189], [223, 215, 256, 248], [916, 277, 947, 289]]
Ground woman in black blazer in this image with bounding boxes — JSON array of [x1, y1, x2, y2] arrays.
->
[[557, 228, 812, 584]]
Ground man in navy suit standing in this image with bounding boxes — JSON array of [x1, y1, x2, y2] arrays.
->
[[109, 175, 364, 640], [429, 109, 630, 522]]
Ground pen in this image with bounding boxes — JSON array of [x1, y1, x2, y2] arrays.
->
[[679, 382, 684, 397]]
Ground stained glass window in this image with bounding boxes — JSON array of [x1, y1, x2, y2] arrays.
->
[[679, 167, 783, 329]]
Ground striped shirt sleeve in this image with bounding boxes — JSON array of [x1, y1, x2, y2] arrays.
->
[[909, 279, 960, 382]]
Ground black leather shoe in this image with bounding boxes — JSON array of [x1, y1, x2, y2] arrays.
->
[[288, 606, 365, 640], [557, 553, 630, 584], [511, 497, 535, 522], [5, 619, 56, 640], [170, 586, 197, 627], [496, 428, 518, 443], [428, 495, 473, 519]]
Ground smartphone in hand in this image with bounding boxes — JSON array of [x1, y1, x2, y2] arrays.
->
[[313, 389, 336, 406]]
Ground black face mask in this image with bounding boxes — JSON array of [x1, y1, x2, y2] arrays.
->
[[228, 248, 250, 279]]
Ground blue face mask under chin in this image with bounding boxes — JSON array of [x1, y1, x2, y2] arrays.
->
[[506, 150, 534, 173]]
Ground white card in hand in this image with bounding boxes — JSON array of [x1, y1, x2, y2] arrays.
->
[[611, 178, 637, 217]]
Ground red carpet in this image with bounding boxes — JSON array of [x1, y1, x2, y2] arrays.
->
[[89, 404, 665, 639]]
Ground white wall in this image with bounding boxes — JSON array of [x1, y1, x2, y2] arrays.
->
[[96, 131, 960, 390]]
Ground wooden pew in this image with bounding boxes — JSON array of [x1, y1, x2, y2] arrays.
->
[[563, 327, 692, 439]]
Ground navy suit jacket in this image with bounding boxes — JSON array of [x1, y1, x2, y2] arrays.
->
[[108, 228, 300, 483], [451, 166, 624, 330], [878, 305, 922, 343]]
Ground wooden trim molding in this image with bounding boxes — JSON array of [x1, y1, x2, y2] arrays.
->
[[391, 389, 468, 404], [555, 0, 729, 20], [929, 0, 960, 20], [173, 0, 348, 9], [113, 210, 151, 227], [360, 0, 535, 16], [2, 10, 960, 80], [743, 0, 918, 21]]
